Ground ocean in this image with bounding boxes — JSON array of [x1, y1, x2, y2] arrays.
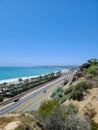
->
[[0, 67, 68, 82]]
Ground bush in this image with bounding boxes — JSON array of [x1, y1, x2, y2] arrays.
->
[[88, 59, 98, 66], [88, 65, 98, 77], [0, 95, 4, 102], [91, 120, 98, 130], [74, 82, 93, 91], [60, 96, 67, 104], [39, 100, 60, 116], [69, 90, 83, 101], [39, 106, 91, 130], [37, 100, 90, 130], [15, 125, 25, 130], [63, 79, 69, 86], [81, 63, 91, 69], [51, 87, 64, 99], [40, 106, 66, 130], [56, 87, 63, 93], [86, 74, 93, 78], [64, 103, 78, 115], [64, 82, 93, 101], [64, 86, 73, 95], [64, 115, 91, 130]]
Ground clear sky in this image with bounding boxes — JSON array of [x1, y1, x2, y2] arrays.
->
[[0, 0, 98, 66]]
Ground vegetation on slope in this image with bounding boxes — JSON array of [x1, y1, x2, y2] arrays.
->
[[38, 100, 91, 130], [51, 59, 98, 102]]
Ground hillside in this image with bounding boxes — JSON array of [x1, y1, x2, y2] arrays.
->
[[49, 59, 98, 130], [63, 59, 98, 123]]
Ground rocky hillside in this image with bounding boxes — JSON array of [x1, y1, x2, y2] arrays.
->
[[63, 59, 98, 123], [70, 58, 98, 86]]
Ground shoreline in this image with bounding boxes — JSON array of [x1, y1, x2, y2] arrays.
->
[[0, 69, 69, 84]]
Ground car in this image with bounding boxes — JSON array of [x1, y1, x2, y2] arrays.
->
[[14, 99, 19, 102], [43, 90, 47, 93]]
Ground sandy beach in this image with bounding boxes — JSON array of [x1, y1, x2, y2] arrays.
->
[[0, 69, 68, 84]]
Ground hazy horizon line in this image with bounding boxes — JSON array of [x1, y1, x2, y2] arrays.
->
[[0, 65, 80, 67]]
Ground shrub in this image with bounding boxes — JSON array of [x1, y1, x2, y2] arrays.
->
[[86, 74, 93, 78], [88, 65, 98, 77], [0, 95, 4, 102], [81, 63, 91, 69], [69, 90, 83, 101], [64, 115, 91, 130], [56, 87, 63, 93], [38, 100, 90, 130], [15, 125, 25, 130], [60, 96, 67, 104], [41, 106, 66, 130], [51, 87, 63, 99], [39, 109, 91, 130], [88, 59, 98, 66], [64, 86, 73, 95], [64, 103, 78, 115], [63, 79, 69, 86], [39, 100, 60, 116], [91, 120, 98, 130], [74, 82, 93, 91], [64, 82, 93, 101]]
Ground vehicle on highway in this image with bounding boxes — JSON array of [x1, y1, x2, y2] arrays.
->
[[43, 90, 47, 93], [14, 99, 19, 102]]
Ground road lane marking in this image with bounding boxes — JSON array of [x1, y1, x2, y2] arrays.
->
[[16, 81, 63, 112]]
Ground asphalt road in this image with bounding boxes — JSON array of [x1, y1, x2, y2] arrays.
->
[[0, 73, 73, 115]]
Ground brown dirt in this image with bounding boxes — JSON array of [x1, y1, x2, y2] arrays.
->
[[64, 88, 98, 123]]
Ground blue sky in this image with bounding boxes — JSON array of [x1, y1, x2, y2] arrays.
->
[[0, 0, 98, 66]]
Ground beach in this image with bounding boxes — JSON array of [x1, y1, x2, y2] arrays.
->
[[0, 68, 69, 84]]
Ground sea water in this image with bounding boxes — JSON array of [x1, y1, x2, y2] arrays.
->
[[0, 67, 68, 82]]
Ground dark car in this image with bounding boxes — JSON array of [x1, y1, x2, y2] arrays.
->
[[14, 98, 19, 102], [43, 90, 47, 93]]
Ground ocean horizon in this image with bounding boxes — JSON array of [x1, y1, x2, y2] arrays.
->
[[0, 67, 69, 83]]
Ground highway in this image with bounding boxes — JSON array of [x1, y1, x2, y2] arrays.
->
[[0, 73, 73, 115]]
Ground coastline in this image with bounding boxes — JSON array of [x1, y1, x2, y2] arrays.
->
[[0, 69, 69, 84]]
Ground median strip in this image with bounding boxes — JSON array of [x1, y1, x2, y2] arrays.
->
[[16, 81, 63, 112]]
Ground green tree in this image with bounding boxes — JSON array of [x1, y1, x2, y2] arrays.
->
[[88, 65, 98, 77]]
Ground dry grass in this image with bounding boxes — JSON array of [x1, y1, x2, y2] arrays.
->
[[64, 88, 98, 123], [0, 113, 43, 130], [0, 114, 20, 129]]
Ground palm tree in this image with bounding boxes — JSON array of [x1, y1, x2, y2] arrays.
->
[[0, 82, 8, 93], [50, 72, 55, 78], [38, 75, 43, 81], [44, 74, 49, 80], [18, 78, 23, 84]]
